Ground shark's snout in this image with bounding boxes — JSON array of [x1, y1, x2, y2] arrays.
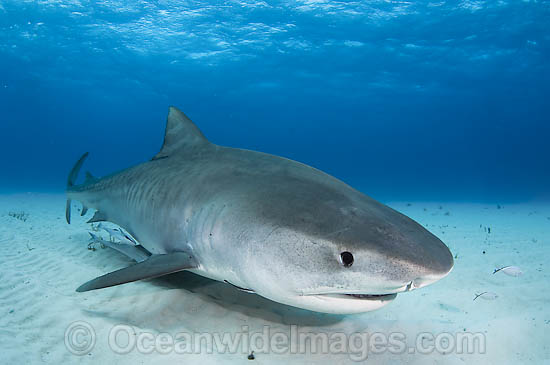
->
[[354, 221, 454, 296], [400, 236, 454, 291], [420, 235, 454, 278]]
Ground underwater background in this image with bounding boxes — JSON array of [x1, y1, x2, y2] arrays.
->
[[1, 0, 548, 202], [1, 2, 550, 364]]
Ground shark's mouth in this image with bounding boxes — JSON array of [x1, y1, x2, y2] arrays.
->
[[298, 292, 399, 313], [320, 293, 397, 301], [294, 292, 397, 314], [345, 293, 397, 300]]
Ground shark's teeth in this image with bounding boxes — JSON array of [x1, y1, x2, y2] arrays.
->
[[346, 294, 391, 299], [319, 293, 397, 301]]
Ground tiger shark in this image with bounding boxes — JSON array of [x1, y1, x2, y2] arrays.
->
[[66, 106, 453, 314]]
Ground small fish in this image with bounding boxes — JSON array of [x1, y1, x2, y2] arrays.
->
[[88, 232, 101, 242], [98, 223, 138, 246], [493, 266, 523, 277], [473, 292, 498, 301]]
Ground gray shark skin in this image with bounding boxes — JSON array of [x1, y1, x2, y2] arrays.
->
[[67, 106, 453, 314]]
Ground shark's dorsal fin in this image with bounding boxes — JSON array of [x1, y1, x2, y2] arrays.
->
[[153, 106, 209, 160]]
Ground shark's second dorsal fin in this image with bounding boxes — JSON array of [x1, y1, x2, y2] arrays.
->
[[84, 171, 97, 184], [152, 106, 209, 160]]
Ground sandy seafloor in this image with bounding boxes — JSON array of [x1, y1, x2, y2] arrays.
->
[[0, 193, 548, 364]]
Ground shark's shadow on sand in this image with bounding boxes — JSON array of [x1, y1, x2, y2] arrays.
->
[[82, 267, 346, 328], [159, 271, 346, 325]]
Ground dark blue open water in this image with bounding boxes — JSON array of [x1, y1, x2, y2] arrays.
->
[[1, 0, 549, 202]]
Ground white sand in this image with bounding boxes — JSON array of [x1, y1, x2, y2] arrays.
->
[[1, 193, 548, 364]]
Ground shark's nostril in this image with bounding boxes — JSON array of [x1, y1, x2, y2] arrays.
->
[[412, 274, 445, 289]]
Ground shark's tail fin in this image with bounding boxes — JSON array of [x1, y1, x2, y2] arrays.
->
[[66, 152, 89, 224]]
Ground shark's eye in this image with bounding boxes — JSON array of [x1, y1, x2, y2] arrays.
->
[[340, 251, 354, 267]]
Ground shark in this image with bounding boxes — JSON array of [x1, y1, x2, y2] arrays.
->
[[66, 106, 453, 314]]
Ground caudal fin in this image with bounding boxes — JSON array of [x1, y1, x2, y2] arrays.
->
[[66, 152, 89, 224]]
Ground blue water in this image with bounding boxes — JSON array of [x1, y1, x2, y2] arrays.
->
[[1, 1, 548, 201]]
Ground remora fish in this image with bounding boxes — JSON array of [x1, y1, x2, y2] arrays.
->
[[97, 223, 138, 246], [66, 106, 454, 314]]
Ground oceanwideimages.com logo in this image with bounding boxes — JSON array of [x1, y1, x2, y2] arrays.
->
[[64, 321, 486, 361], [64, 321, 96, 356]]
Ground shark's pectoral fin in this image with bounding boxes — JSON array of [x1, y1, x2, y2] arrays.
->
[[76, 252, 198, 292]]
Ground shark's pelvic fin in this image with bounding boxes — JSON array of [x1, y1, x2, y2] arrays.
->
[[87, 211, 107, 224], [66, 152, 89, 224], [152, 106, 210, 161], [76, 252, 198, 292]]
